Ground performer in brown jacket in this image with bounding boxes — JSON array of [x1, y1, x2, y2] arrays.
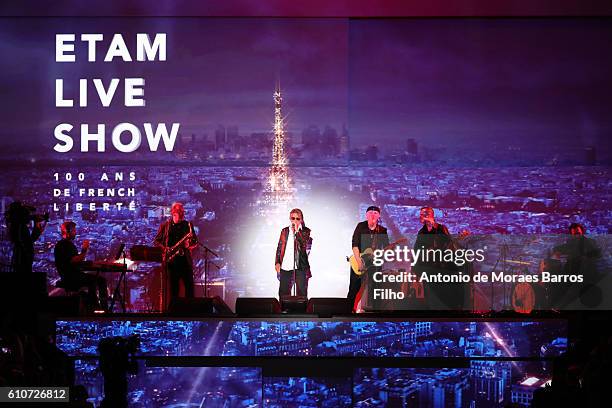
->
[[275, 208, 312, 298]]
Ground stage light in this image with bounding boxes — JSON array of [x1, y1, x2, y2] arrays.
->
[[236, 189, 356, 299], [114, 258, 135, 268], [521, 377, 540, 386]]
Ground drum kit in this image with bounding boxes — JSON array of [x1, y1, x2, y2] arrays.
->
[[495, 241, 568, 314], [354, 233, 574, 314]]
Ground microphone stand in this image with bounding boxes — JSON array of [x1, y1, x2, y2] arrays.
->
[[293, 226, 298, 297], [195, 243, 219, 298]]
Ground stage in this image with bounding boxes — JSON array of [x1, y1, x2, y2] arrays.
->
[[51, 312, 575, 407], [1, 2, 612, 406]]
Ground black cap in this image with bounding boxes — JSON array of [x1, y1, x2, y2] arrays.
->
[[366, 206, 381, 213]]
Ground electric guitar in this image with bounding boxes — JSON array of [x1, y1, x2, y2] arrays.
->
[[348, 238, 408, 276]]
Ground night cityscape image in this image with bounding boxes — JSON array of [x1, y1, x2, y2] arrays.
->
[[56, 319, 567, 406], [0, 2, 611, 408]]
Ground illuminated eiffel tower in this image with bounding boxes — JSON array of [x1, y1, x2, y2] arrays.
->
[[266, 82, 292, 204]]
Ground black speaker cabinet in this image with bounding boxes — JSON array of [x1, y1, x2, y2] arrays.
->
[[280, 295, 308, 313], [235, 297, 282, 315]]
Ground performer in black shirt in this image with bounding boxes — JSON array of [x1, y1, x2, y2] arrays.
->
[[154, 202, 199, 303], [54, 221, 108, 310], [347, 205, 389, 312], [413, 206, 464, 309], [550, 223, 602, 308], [553, 223, 601, 280]]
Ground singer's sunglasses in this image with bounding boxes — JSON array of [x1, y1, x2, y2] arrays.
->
[[290, 216, 301, 220]]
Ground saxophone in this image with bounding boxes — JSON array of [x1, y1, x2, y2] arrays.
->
[[164, 222, 194, 262]]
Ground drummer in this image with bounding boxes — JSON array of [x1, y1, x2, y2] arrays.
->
[[551, 223, 602, 307]]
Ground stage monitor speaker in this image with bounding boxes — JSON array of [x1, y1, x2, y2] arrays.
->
[[235, 297, 281, 316], [168, 296, 233, 316], [280, 295, 308, 313], [307, 298, 352, 317], [211, 296, 234, 315]]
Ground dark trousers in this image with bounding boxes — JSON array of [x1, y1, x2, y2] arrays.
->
[[279, 269, 307, 297], [417, 265, 465, 310], [347, 268, 364, 312], [67, 272, 108, 309], [168, 257, 194, 300]]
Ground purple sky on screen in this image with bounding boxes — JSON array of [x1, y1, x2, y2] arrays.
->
[[348, 19, 612, 150], [0, 17, 610, 155]]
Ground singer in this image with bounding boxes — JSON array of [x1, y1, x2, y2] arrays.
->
[[275, 208, 312, 298]]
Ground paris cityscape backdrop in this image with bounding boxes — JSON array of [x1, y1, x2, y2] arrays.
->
[[0, 17, 610, 309], [0, 15, 610, 408]]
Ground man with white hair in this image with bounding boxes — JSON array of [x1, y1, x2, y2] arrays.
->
[[154, 202, 199, 302]]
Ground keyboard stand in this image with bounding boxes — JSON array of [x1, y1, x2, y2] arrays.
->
[[109, 248, 128, 313]]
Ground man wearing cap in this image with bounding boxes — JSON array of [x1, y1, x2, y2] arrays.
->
[[347, 205, 389, 312]]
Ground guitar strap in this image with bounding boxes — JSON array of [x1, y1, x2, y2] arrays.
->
[[164, 220, 170, 252]]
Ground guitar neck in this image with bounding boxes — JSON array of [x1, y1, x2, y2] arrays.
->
[[383, 239, 407, 251], [365, 238, 407, 254]]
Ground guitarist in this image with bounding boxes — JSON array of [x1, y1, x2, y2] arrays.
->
[[413, 206, 464, 310], [347, 206, 389, 312], [154, 202, 199, 303]]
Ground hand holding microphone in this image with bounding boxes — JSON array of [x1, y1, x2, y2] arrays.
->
[[290, 215, 302, 232], [422, 215, 434, 225]]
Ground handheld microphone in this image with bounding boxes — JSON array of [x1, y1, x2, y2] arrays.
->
[[291, 220, 302, 232]]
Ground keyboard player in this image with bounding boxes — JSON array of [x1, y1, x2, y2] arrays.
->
[[54, 221, 108, 310]]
